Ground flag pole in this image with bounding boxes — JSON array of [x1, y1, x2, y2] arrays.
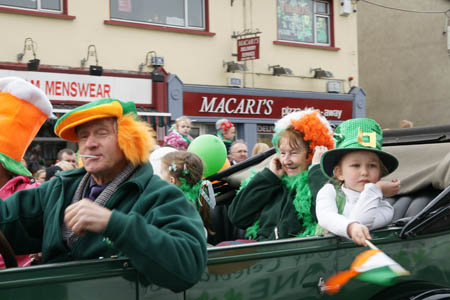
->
[[365, 240, 379, 250]]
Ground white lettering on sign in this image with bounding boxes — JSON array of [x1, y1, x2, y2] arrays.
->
[[200, 96, 273, 115], [240, 46, 256, 52], [323, 109, 342, 119], [242, 51, 256, 58], [237, 38, 260, 46], [257, 124, 275, 133], [281, 106, 342, 119], [43, 80, 111, 98], [0, 70, 152, 105]]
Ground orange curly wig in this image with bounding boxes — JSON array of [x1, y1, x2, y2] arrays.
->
[[290, 111, 335, 161], [117, 114, 156, 166]]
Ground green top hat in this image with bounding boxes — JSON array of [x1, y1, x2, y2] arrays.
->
[[321, 118, 398, 178]]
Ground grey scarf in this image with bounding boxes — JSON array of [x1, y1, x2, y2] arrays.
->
[[61, 164, 137, 248]]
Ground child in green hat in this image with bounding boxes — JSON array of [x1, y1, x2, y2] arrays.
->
[[316, 118, 400, 246]]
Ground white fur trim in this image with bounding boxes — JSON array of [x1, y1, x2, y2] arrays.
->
[[274, 108, 334, 136], [149, 146, 178, 177], [0, 77, 53, 118]]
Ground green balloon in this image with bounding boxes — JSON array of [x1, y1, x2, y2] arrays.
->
[[188, 134, 227, 177]]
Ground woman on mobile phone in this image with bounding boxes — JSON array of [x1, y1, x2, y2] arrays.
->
[[228, 109, 334, 241]]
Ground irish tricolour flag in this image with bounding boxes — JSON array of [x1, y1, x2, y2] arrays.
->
[[324, 249, 410, 294]]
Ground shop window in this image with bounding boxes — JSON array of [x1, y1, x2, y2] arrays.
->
[[110, 0, 205, 30], [257, 124, 274, 147], [277, 0, 332, 46], [0, 0, 62, 12]]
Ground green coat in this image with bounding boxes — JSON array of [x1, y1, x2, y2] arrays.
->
[[228, 165, 327, 241], [0, 163, 207, 292]]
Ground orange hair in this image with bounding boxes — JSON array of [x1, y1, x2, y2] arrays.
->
[[117, 114, 156, 165], [291, 111, 335, 161]]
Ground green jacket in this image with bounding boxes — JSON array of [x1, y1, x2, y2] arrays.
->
[[0, 163, 207, 292], [228, 164, 327, 241]]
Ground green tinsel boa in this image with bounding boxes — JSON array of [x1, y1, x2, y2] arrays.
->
[[178, 178, 202, 210], [239, 169, 316, 239]]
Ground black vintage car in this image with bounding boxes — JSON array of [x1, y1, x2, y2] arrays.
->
[[1, 125, 450, 300]]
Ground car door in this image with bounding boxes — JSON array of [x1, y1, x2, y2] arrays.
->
[[185, 236, 338, 300]]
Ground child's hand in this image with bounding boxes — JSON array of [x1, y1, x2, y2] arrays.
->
[[311, 146, 328, 165], [376, 179, 400, 197], [269, 157, 285, 178], [347, 222, 371, 246]]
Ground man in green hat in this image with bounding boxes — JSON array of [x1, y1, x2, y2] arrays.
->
[[0, 98, 207, 292], [316, 118, 400, 246]]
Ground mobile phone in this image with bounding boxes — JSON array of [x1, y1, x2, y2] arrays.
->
[[276, 160, 282, 170]]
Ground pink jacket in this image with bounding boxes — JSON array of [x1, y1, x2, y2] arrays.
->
[[0, 176, 40, 268], [163, 131, 193, 151]]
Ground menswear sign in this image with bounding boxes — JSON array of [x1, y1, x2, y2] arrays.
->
[[183, 92, 353, 121], [0, 70, 152, 105]]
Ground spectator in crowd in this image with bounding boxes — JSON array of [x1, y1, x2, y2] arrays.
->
[[56, 148, 78, 169], [0, 76, 53, 267], [216, 118, 235, 154], [251, 143, 270, 156], [45, 160, 76, 181], [33, 169, 46, 184], [163, 116, 194, 150], [0, 98, 207, 291], [399, 120, 413, 128], [228, 109, 334, 241], [229, 140, 249, 165], [26, 144, 45, 174]]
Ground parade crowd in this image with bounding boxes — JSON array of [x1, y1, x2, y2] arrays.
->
[[0, 76, 402, 292]]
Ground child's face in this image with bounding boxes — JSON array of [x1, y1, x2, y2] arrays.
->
[[160, 164, 175, 184], [223, 126, 236, 141], [278, 137, 309, 176], [334, 151, 382, 192], [177, 120, 191, 136]]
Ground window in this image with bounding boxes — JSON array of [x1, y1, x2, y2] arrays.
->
[[277, 0, 331, 46], [0, 0, 62, 12], [110, 0, 205, 30]]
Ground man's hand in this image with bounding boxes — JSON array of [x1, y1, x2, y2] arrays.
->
[[376, 179, 401, 197], [64, 198, 112, 236], [347, 222, 371, 246], [311, 146, 328, 165], [269, 156, 285, 178]]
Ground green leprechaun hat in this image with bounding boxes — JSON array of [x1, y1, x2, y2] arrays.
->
[[321, 118, 398, 178], [54, 98, 137, 142], [54, 98, 155, 166]]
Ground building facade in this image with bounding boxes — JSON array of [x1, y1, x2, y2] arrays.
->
[[358, 0, 450, 128], [0, 0, 363, 163]]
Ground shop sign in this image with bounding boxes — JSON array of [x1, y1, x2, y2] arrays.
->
[[0, 70, 152, 105], [183, 92, 352, 121], [257, 124, 275, 134], [237, 37, 260, 61]]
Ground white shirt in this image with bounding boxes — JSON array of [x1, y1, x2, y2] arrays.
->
[[316, 183, 394, 238]]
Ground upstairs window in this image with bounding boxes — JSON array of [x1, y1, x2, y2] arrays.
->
[[0, 0, 62, 12], [277, 0, 331, 46], [110, 0, 205, 30]]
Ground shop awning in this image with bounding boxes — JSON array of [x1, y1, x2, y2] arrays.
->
[[52, 105, 171, 127]]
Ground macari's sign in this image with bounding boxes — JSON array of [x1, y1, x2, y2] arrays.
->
[[183, 92, 353, 121]]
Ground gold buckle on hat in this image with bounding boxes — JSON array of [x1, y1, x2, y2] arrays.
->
[[357, 128, 376, 148]]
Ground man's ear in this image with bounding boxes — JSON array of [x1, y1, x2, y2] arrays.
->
[[169, 176, 176, 185], [334, 165, 344, 181]]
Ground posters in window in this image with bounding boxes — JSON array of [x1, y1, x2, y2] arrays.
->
[[277, 0, 314, 43]]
